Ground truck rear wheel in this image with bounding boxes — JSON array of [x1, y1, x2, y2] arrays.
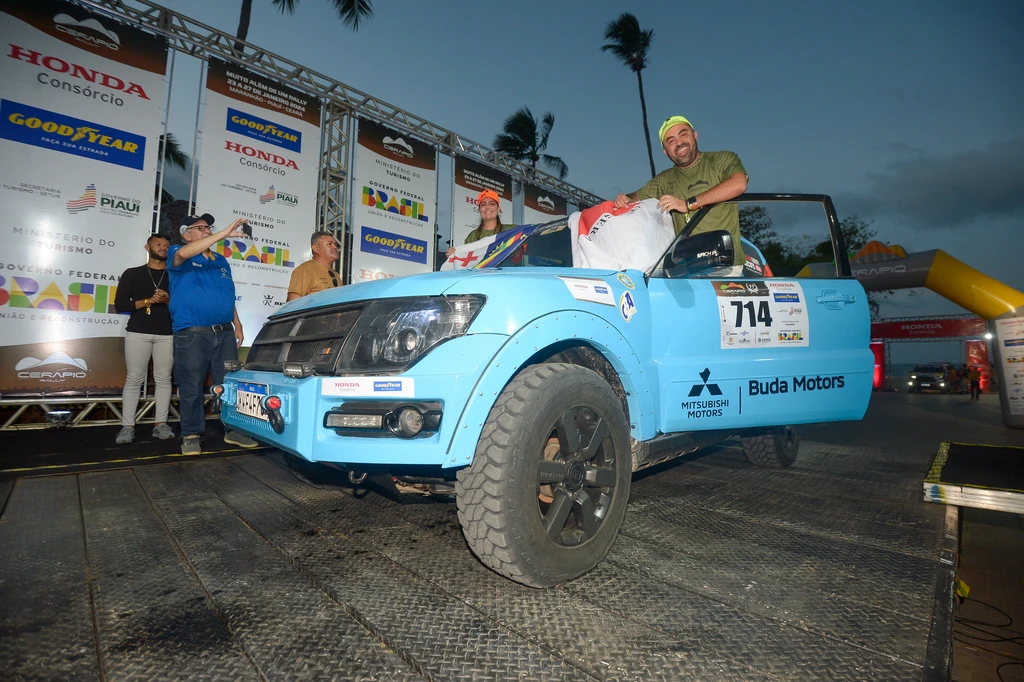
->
[[456, 363, 631, 588], [740, 426, 800, 468]]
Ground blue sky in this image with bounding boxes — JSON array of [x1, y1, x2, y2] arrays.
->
[[154, 0, 1023, 358]]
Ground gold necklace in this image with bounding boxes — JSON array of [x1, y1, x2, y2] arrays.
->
[[145, 264, 166, 316]]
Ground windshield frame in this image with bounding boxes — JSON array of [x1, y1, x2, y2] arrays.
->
[[473, 218, 570, 270], [647, 193, 852, 279]]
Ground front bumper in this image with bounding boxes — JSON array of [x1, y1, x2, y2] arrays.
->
[[219, 333, 506, 467]]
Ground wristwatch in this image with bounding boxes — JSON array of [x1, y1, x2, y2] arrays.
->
[[686, 196, 698, 211]]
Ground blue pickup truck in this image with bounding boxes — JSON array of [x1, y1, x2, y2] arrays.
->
[[217, 193, 872, 588]]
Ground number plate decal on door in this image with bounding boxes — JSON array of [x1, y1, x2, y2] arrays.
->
[[714, 281, 809, 349]]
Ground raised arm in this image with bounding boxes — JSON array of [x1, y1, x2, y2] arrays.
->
[[172, 218, 248, 268]]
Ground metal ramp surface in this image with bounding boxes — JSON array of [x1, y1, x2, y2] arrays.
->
[[0, 439, 950, 681]]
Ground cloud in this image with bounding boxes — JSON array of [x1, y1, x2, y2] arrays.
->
[[839, 139, 1024, 229]]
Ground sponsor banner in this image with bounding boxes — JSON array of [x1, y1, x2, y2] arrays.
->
[[0, 336, 127, 395], [522, 182, 567, 225], [997, 317, 1024, 416], [350, 118, 437, 281], [715, 280, 809, 349], [451, 155, 513, 250], [196, 58, 322, 346], [321, 376, 415, 398], [0, 0, 167, 394], [871, 317, 986, 340]]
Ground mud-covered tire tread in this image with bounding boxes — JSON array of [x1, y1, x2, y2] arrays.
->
[[740, 426, 800, 469], [455, 363, 629, 588]]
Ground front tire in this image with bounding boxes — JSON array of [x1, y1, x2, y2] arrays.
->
[[456, 363, 632, 588], [740, 426, 800, 468]]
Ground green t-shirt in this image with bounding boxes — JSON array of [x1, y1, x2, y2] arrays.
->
[[636, 151, 746, 266], [464, 222, 516, 245]]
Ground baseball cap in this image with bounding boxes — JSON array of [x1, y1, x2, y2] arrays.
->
[[179, 213, 215, 235], [477, 189, 501, 207], [658, 116, 693, 144]]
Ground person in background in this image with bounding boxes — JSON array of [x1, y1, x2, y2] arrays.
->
[[168, 213, 259, 456], [967, 366, 982, 401], [287, 231, 342, 301], [446, 189, 511, 257], [113, 234, 175, 444]]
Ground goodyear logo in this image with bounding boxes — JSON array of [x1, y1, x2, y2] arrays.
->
[[226, 107, 301, 153], [0, 99, 145, 170], [373, 381, 402, 392], [773, 293, 800, 302], [360, 226, 427, 264]]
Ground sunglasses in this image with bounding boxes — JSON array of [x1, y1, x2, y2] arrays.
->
[[330, 272, 338, 287]]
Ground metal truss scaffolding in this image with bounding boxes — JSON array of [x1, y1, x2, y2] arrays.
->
[[89, 0, 604, 212], [0, 0, 605, 428]]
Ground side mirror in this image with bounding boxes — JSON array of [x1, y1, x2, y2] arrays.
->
[[663, 230, 734, 278]]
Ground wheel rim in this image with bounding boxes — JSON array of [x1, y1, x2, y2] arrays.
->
[[535, 406, 618, 547]]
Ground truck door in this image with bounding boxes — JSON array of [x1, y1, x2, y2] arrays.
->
[[647, 196, 873, 434]]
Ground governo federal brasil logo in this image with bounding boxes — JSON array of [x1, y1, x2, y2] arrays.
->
[[214, 240, 295, 269], [362, 185, 430, 222]]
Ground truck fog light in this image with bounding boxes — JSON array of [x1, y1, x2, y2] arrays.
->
[[326, 413, 382, 429], [398, 407, 423, 435], [212, 384, 225, 397], [386, 406, 424, 438], [907, 381, 913, 386]]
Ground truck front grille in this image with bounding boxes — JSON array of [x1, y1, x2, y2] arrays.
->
[[244, 305, 364, 373]]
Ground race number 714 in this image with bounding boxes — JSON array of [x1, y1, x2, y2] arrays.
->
[[731, 300, 773, 328]]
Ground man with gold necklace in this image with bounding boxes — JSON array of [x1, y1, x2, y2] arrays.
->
[[114, 234, 175, 444]]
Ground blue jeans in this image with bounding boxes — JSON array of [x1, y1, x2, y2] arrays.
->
[[174, 326, 238, 438]]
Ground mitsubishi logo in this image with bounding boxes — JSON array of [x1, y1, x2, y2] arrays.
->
[[688, 368, 723, 397]]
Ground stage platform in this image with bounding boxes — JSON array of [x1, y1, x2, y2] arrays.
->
[[924, 442, 1024, 514], [1, 392, 1022, 681]]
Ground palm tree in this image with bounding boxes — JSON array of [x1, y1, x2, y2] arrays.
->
[[234, 0, 374, 52], [156, 133, 188, 204], [602, 13, 656, 178], [493, 108, 568, 180]]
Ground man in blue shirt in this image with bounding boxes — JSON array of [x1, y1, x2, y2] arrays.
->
[[168, 213, 259, 455]]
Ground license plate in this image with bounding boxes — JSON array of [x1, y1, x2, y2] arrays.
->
[[236, 382, 269, 420]]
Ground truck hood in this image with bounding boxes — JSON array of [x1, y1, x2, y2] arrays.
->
[[277, 267, 621, 316]]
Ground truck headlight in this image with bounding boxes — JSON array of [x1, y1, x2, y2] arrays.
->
[[338, 295, 485, 373]]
